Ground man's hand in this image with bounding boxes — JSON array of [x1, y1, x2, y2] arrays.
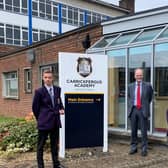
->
[[59, 109, 64, 115]]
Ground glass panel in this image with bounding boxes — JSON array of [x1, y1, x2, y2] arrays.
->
[[5, 72, 18, 97], [133, 27, 163, 43], [128, 45, 152, 130], [158, 28, 168, 39], [79, 9, 84, 26], [14, 26, 20, 39], [110, 31, 138, 46], [32, 1, 38, 16], [154, 43, 168, 133], [39, 1, 45, 18], [46, 1, 51, 19], [6, 0, 12, 11], [40, 30, 45, 40], [62, 5, 67, 23], [93, 35, 118, 48], [0, 26, 4, 36], [13, 0, 20, 12], [107, 49, 126, 129], [0, 0, 4, 9], [6, 25, 13, 38], [86, 11, 91, 24], [53, 2, 58, 21], [33, 29, 38, 42], [22, 0, 27, 13]]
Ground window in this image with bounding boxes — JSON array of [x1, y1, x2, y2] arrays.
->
[[24, 68, 32, 93], [3, 71, 18, 98], [0, 23, 4, 43], [21, 0, 27, 13], [53, 2, 58, 21], [1, 24, 57, 46], [46, 0, 51, 19], [46, 31, 51, 39], [79, 9, 84, 26], [92, 35, 118, 48], [86, 11, 91, 24], [40, 30, 45, 40], [5, 0, 12, 11], [0, 0, 4, 9], [156, 68, 168, 96], [39, 0, 45, 18], [158, 28, 168, 39], [5, 0, 20, 12], [22, 27, 28, 46], [32, 0, 38, 16], [32, 29, 38, 42], [14, 25, 20, 45], [92, 12, 101, 23], [62, 5, 67, 23], [133, 27, 163, 43], [6, 24, 13, 44], [74, 8, 78, 25], [13, 0, 20, 12], [111, 31, 139, 46], [68, 6, 73, 24]]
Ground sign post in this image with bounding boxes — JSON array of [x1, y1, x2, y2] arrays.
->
[[59, 52, 108, 157]]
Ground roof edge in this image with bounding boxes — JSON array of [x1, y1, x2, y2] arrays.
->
[[0, 23, 101, 58]]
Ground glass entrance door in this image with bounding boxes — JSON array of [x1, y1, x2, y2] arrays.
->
[[154, 43, 168, 133], [107, 49, 126, 129], [128, 45, 152, 130]]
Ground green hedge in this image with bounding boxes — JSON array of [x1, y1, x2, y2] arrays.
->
[[0, 119, 38, 153]]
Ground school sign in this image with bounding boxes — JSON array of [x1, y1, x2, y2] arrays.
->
[[59, 52, 108, 157]]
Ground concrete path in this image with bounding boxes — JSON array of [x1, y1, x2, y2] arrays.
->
[[0, 136, 168, 168]]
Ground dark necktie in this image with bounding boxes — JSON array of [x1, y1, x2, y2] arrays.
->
[[49, 88, 55, 107], [136, 82, 141, 109]]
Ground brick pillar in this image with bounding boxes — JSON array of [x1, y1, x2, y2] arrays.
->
[[119, 0, 135, 14]]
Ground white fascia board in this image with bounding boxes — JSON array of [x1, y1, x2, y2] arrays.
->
[[102, 8, 168, 34], [0, 10, 28, 26], [0, 10, 77, 33]]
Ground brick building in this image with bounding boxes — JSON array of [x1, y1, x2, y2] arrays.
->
[[0, 23, 102, 118]]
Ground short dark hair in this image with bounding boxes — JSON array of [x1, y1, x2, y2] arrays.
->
[[43, 70, 53, 75]]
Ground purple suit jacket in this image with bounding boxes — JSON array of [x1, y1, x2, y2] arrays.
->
[[32, 86, 64, 130]]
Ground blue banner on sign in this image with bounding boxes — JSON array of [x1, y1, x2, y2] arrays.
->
[[65, 93, 104, 148]]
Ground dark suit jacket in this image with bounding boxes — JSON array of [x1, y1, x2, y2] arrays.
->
[[32, 86, 64, 130], [128, 81, 153, 118]]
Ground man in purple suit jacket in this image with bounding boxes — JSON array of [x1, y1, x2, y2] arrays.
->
[[32, 70, 65, 168]]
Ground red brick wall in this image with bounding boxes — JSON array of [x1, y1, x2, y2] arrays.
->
[[0, 25, 102, 118], [0, 44, 21, 56]]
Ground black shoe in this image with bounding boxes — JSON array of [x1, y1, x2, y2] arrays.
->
[[141, 151, 147, 157], [129, 149, 137, 155]]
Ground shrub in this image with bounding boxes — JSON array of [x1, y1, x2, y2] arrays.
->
[[0, 119, 38, 153]]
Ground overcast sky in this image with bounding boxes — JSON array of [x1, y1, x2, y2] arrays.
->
[[102, 0, 168, 12]]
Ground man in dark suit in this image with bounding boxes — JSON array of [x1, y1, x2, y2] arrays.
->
[[128, 68, 153, 157], [32, 70, 65, 168]]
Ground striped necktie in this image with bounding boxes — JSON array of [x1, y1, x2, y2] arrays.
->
[[49, 88, 55, 107]]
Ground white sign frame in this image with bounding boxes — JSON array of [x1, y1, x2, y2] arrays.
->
[[59, 52, 108, 158]]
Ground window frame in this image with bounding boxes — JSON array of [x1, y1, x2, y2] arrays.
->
[[2, 71, 19, 99], [24, 68, 32, 93]]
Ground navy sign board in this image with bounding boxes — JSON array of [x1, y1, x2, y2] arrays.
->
[[59, 52, 108, 157]]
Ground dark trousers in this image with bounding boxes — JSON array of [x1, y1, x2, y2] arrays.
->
[[130, 107, 148, 152], [37, 127, 60, 168]]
